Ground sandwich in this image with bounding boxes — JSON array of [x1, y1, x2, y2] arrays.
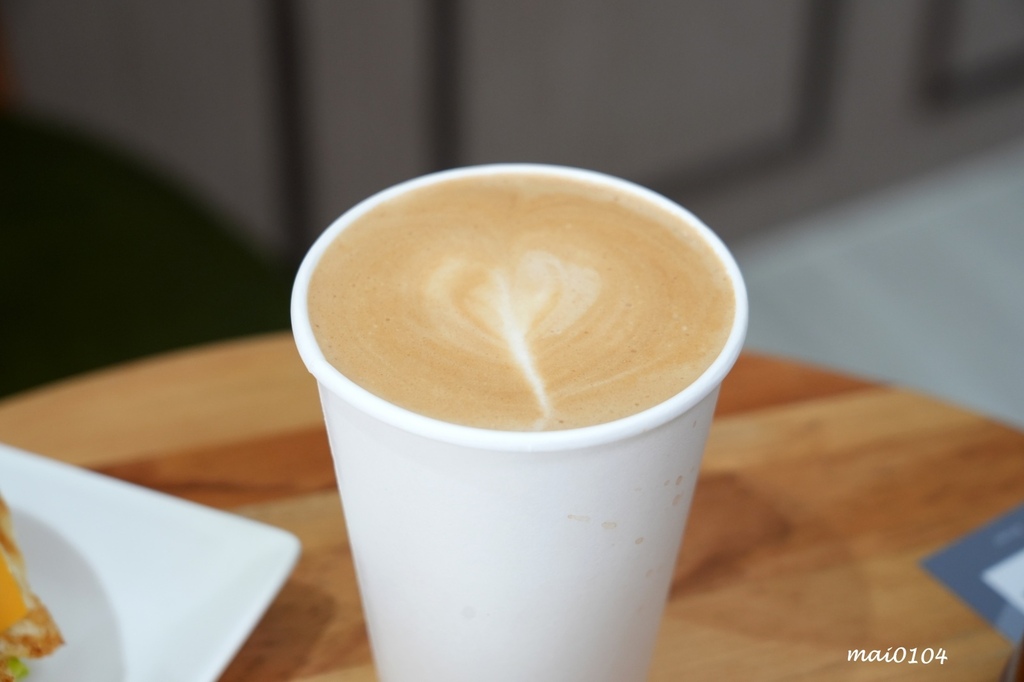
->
[[0, 493, 63, 681]]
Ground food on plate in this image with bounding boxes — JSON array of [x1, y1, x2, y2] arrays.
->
[[0, 493, 63, 680]]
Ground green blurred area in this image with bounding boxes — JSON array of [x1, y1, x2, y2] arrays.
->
[[0, 111, 292, 398]]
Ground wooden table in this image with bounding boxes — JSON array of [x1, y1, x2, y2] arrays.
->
[[1, 331, 1022, 681]]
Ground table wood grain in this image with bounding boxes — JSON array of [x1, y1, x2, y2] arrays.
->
[[1, 331, 1022, 681]]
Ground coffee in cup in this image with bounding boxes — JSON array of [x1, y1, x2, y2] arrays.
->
[[307, 171, 734, 431]]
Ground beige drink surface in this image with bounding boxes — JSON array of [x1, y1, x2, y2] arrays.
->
[[308, 173, 734, 431]]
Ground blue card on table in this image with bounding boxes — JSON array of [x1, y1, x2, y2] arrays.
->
[[923, 502, 1024, 641]]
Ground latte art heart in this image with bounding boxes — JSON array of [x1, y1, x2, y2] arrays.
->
[[426, 250, 602, 420]]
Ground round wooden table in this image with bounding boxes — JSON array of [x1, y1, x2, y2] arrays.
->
[[1, 331, 1022, 681]]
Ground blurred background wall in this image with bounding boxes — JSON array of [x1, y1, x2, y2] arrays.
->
[[2, 0, 1024, 424], [4, 0, 1024, 263]]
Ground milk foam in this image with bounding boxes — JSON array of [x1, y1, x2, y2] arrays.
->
[[308, 173, 734, 431], [426, 250, 602, 427]]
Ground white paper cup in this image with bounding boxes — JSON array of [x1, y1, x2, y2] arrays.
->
[[292, 164, 747, 682]]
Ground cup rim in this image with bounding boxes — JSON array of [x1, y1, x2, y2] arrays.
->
[[291, 163, 748, 452]]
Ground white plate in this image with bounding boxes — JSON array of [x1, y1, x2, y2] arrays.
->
[[0, 442, 301, 682]]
